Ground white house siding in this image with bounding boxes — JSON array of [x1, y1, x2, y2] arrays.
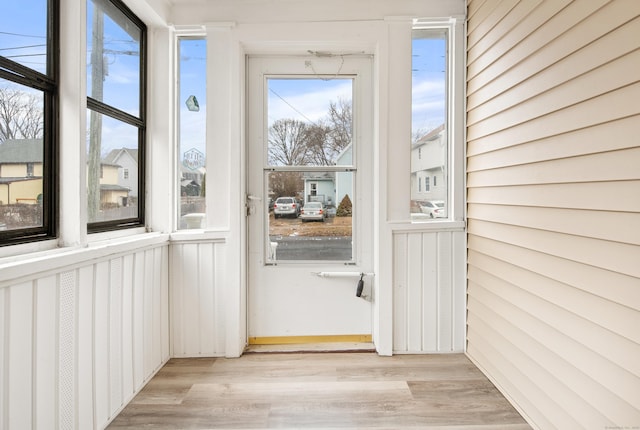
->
[[466, 1, 640, 429], [0, 237, 170, 429]]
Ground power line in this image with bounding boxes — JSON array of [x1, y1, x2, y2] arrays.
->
[[269, 87, 317, 125], [0, 31, 45, 39], [0, 44, 46, 52]]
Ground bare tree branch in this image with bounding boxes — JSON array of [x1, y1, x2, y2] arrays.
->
[[0, 87, 43, 143]]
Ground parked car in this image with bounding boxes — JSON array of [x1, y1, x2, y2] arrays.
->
[[420, 200, 446, 218], [300, 201, 327, 222], [273, 197, 300, 218]]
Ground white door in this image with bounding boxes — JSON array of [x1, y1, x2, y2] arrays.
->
[[247, 55, 374, 344]]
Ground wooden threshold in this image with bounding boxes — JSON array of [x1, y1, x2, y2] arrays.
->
[[248, 334, 372, 345]]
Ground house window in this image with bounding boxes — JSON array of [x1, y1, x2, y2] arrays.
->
[[411, 27, 447, 219], [87, 0, 145, 230], [433, 175, 437, 187], [0, 0, 57, 243], [177, 36, 206, 229], [123, 168, 129, 179]]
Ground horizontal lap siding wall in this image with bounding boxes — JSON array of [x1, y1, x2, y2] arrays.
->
[[0, 244, 170, 430], [466, 1, 640, 429]]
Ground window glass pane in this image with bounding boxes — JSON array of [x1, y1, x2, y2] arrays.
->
[[178, 38, 206, 229], [267, 78, 353, 167], [0, 0, 48, 75], [411, 29, 448, 220], [268, 170, 353, 262], [0, 78, 45, 231], [87, 0, 141, 116], [86, 110, 138, 223]]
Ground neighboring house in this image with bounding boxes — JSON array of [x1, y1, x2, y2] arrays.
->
[[301, 143, 354, 208], [98, 162, 130, 206], [411, 124, 446, 203], [335, 143, 353, 209], [180, 163, 204, 196], [103, 148, 139, 198], [0, 139, 43, 204], [302, 171, 334, 206]]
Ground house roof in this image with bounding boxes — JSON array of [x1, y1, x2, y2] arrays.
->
[[413, 124, 445, 147], [100, 184, 130, 192], [0, 139, 43, 163], [103, 148, 139, 164], [0, 176, 41, 184]]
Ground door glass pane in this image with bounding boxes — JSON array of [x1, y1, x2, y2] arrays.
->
[[411, 29, 448, 220], [265, 77, 354, 262], [0, 0, 48, 75], [0, 78, 45, 230], [267, 170, 353, 262], [178, 37, 206, 229], [267, 78, 353, 167]]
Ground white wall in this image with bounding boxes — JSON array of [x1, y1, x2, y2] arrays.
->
[[466, 0, 640, 428], [162, 1, 466, 357], [0, 236, 170, 429]]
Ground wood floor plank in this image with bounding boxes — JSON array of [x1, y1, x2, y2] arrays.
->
[[107, 352, 532, 429]]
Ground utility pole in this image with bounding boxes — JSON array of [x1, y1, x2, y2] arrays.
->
[[87, 4, 104, 222]]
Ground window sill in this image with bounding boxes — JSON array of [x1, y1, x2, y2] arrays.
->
[[170, 230, 228, 244], [388, 219, 466, 233], [0, 232, 169, 285]]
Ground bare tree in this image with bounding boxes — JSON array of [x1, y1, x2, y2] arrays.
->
[[326, 98, 352, 153], [268, 98, 352, 167], [268, 118, 312, 166], [0, 87, 44, 143], [269, 171, 303, 200], [304, 98, 352, 166], [304, 123, 333, 166]]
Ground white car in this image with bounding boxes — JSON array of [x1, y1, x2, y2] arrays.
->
[[420, 200, 446, 218], [273, 197, 300, 218], [300, 201, 327, 222]]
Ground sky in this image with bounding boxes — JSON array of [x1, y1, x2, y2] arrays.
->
[[2, 3, 446, 156]]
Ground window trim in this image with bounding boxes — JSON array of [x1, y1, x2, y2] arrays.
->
[[0, 0, 59, 246], [86, 0, 147, 233], [411, 16, 466, 223]]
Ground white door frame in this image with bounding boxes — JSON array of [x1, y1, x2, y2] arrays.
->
[[205, 20, 396, 357]]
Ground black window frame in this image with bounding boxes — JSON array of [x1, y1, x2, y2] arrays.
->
[[86, 0, 146, 233], [0, 0, 59, 246]]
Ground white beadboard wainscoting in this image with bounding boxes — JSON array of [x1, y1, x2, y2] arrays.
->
[[169, 236, 228, 357], [392, 227, 467, 354], [0, 234, 170, 430]]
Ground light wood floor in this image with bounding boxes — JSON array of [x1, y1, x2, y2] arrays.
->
[[107, 351, 532, 429]]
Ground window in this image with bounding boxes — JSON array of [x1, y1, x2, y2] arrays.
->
[[0, 0, 57, 244], [177, 37, 206, 229], [411, 28, 447, 220], [123, 168, 128, 179], [87, 0, 145, 230]]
